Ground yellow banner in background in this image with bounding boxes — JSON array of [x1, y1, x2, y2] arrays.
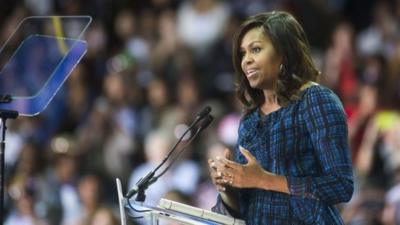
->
[[52, 16, 67, 54]]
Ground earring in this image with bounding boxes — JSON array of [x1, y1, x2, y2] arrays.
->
[[279, 64, 285, 75]]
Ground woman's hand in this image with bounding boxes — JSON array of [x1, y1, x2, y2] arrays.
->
[[216, 146, 269, 189], [217, 147, 289, 193], [209, 146, 289, 193], [208, 148, 233, 192], [208, 148, 240, 211]]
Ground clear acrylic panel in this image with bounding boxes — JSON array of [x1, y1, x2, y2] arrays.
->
[[0, 16, 91, 116]]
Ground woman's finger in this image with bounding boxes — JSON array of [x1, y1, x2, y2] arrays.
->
[[217, 157, 241, 169], [218, 167, 235, 177], [224, 148, 233, 160], [239, 147, 257, 163], [208, 159, 218, 170], [216, 184, 226, 192], [210, 168, 222, 178]]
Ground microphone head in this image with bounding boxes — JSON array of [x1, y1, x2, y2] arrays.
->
[[196, 106, 212, 119], [198, 115, 213, 132]]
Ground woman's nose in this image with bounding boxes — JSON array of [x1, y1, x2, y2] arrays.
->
[[242, 53, 253, 67]]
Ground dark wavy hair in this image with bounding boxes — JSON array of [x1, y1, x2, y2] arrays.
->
[[232, 11, 320, 109]]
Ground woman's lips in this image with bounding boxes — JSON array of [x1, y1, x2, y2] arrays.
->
[[246, 69, 258, 78]]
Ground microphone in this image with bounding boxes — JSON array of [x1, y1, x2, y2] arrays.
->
[[197, 115, 213, 132], [194, 106, 211, 122], [125, 171, 156, 200], [125, 106, 213, 200]]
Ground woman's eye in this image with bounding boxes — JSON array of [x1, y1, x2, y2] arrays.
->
[[251, 47, 261, 53]]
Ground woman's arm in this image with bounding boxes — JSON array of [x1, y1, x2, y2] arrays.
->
[[286, 87, 354, 204]]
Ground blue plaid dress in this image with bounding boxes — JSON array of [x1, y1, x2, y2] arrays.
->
[[213, 85, 354, 225]]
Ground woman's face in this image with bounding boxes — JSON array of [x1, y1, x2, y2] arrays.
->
[[240, 27, 281, 89]]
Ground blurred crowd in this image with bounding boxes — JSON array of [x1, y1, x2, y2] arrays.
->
[[1, 0, 400, 224]]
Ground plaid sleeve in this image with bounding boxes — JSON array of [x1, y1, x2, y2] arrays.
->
[[286, 86, 354, 205]]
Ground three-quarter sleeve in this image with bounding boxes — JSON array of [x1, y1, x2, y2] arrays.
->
[[286, 86, 354, 205]]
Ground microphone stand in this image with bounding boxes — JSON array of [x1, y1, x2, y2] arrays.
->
[[0, 95, 19, 224], [125, 109, 212, 202]]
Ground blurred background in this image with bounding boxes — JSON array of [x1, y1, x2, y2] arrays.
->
[[1, 0, 400, 224]]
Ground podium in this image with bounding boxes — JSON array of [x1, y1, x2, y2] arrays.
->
[[116, 178, 246, 225]]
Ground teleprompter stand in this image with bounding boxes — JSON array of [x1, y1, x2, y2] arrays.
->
[[0, 95, 19, 223], [0, 16, 91, 224]]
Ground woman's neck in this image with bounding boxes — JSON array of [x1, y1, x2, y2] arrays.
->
[[260, 89, 281, 115]]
